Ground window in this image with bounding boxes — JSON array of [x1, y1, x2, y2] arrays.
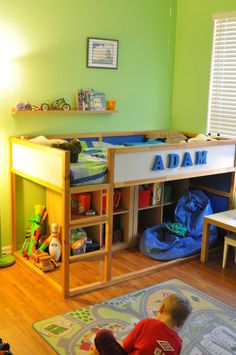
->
[[207, 13, 236, 138]]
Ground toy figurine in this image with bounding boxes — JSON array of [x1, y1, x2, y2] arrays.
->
[[16, 101, 31, 111], [49, 223, 61, 261]]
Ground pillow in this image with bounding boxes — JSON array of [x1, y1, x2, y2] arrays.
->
[[145, 130, 188, 144], [29, 136, 67, 146]]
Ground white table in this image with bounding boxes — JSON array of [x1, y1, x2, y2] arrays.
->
[[200, 209, 236, 263]]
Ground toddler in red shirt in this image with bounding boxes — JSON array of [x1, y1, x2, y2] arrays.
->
[[93, 293, 192, 355]]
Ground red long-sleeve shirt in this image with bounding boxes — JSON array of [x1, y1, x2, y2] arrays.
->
[[123, 319, 182, 355]]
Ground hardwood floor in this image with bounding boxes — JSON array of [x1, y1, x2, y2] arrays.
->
[[1, 250, 236, 355]]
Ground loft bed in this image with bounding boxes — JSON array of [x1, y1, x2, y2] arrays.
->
[[9, 130, 236, 298]]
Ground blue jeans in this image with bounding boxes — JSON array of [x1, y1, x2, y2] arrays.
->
[[94, 329, 128, 355]]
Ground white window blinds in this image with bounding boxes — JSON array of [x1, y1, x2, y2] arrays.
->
[[207, 14, 236, 138]]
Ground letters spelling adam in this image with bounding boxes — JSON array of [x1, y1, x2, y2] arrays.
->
[[152, 151, 207, 171]]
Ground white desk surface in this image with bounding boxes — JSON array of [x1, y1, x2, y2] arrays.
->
[[205, 209, 236, 228]]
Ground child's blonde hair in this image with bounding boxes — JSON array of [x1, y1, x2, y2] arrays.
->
[[162, 293, 192, 327]]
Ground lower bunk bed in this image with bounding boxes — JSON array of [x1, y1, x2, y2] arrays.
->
[[10, 130, 236, 298]]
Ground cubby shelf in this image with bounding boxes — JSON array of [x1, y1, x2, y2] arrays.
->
[[137, 201, 175, 211], [138, 204, 161, 211], [69, 249, 107, 263], [70, 215, 108, 225], [113, 208, 130, 215], [11, 108, 118, 115], [71, 183, 109, 194]]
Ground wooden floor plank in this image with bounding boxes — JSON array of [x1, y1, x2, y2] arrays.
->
[[0, 250, 236, 355]]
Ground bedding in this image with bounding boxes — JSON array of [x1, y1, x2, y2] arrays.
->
[[70, 148, 108, 186], [70, 140, 168, 186]]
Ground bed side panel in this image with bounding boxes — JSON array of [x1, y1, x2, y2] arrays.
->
[[11, 142, 64, 189], [114, 144, 235, 183]]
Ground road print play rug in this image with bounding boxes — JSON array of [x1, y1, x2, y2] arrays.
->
[[33, 279, 236, 355]]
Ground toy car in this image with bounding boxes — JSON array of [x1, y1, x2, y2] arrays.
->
[[41, 98, 71, 111]]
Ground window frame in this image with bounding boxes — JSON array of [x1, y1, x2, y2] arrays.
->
[[207, 12, 236, 139]]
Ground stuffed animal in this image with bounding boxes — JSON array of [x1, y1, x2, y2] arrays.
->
[[52, 138, 82, 163]]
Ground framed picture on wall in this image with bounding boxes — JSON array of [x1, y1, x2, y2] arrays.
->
[[87, 37, 119, 69]]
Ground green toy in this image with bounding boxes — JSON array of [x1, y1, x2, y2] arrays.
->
[[162, 222, 188, 237], [25, 205, 48, 256], [41, 97, 71, 111]]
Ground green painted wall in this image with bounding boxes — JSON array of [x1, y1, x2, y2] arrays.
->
[[171, 0, 236, 133], [0, 0, 176, 246]]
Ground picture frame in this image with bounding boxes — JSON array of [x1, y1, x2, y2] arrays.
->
[[87, 37, 119, 69]]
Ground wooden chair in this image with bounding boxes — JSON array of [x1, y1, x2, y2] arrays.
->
[[222, 234, 236, 268]]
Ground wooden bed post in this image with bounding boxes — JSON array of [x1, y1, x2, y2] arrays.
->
[[9, 138, 17, 252], [104, 148, 114, 282], [62, 151, 71, 298], [229, 172, 236, 209], [10, 172, 17, 252]]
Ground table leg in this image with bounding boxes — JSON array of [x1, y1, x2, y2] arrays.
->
[[200, 220, 211, 263], [222, 241, 229, 268]]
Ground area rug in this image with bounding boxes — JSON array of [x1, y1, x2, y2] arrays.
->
[[33, 279, 236, 355]]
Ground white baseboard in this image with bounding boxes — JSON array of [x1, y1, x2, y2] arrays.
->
[[2, 245, 12, 254]]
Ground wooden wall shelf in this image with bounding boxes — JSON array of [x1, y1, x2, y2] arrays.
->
[[11, 109, 118, 115]]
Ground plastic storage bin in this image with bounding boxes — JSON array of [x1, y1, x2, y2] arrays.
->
[[71, 193, 91, 215]]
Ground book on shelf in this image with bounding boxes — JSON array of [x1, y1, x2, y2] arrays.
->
[[76, 89, 106, 111]]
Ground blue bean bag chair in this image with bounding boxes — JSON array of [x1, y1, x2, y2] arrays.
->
[[139, 190, 217, 260]]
